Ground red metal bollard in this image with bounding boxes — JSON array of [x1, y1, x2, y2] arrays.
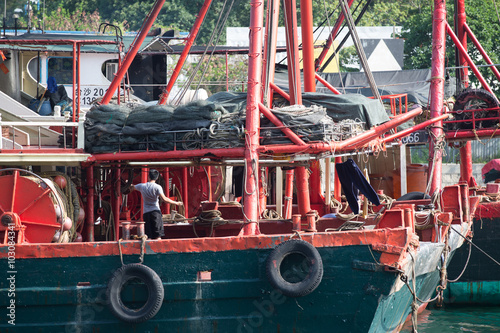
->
[[121, 222, 131, 240], [136, 221, 145, 237], [305, 211, 318, 232], [292, 214, 301, 232]]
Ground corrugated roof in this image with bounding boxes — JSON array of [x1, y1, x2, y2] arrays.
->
[[0, 33, 154, 54], [0, 32, 285, 55]]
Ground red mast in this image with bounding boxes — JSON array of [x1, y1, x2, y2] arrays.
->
[[455, 0, 474, 186], [428, 0, 447, 195], [241, 0, 264, 235]]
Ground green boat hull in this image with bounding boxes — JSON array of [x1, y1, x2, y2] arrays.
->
[[446, 207, 500, 305], [0, 241, 448, 333]]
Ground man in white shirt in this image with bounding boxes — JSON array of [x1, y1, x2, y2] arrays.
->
[[131, 169, 183, 239]]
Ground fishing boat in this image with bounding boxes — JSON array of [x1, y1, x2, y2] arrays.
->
[[418, 0, 500, 306], [0, 0, 489, 332]]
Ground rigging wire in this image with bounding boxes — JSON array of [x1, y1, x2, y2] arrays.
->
[[339, 0, 382, 103], [323, 0, 346, 94], [170, 0, 224, 105], [319, 0, 372, 73], [192, 0, 239, 96]]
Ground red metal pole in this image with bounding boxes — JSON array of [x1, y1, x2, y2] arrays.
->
[[334, 157, 342, 201], [101, 0, 166, 105], [90, 147, 246, 162], [283, 0, 302, 105], [162, 168, 170, 212], [242, 0, 264, 235], [446, 127, 500, 140], [463, 23, 500, 83], [315, 73, 341, 94], [446, 23, 495, 96], [301, 0, 323, 206], [158, 0, 212, 104], [342, 108, 423, 149], [77, 43, 81, 122], [262, 0, 280, 106], [141, 168, 148, 219], [207, 166, 212, 201], [295, 166, 311, 216], [315, 0, 355, 70], [258, 102, 306, 145], [382, 113, 450, 143], [455, 0, 474, 187], [428, 0, 447, 195], [113, 168, 121, 241], [182, 167, 189, 218], [117, 41, 123, 104], [72, 42, 76, 148], [459, 141, 474, 183], [85, 165, 94, 242], [269, 82, 290, 101], [284, 0, 309, 216], [284, 169, 294, 219], [456, 0, 468, 88], [300, 0, 315, 93]]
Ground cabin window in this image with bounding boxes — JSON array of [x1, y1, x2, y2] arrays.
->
[[102, 60, 119, 81], [47, 57, 74, 85], [27, 56, 42, 83]]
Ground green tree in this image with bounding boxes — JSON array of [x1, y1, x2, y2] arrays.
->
[[338, 45, 360, 72], [401, 0, 500, 95]]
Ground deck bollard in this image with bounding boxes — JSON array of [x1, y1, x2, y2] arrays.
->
[[292, 214, 301, 232], [121, 222, 131, 240], [305, 211, 318, 232], [136, 221, 145, 237]]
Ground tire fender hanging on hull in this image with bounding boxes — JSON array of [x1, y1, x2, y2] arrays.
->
[[106, 263, 164, 323], [266, 239, 323, 297]]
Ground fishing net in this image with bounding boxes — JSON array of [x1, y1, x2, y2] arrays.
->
[[261, 104, 336, 145], [84, 91, 383, 154]]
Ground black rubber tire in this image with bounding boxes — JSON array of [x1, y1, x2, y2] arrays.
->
[[106, 263, 164, 323], [266, 239, 323, 297], [454, 89, 499, 111], [396, 191, 431, 201], [452, 89, 500, 129]]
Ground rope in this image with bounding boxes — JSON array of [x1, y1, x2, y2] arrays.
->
[[425, 130, 446, 197], [447, 241, 472, 283], [118, 234, 148, 266], [262, 209, 282, 220], [410, 252, 418, 333], [436, 229, 450, 307], [118, 239, 124, 266], [193, 209, 228, 237], [450, 226, 500, 267]]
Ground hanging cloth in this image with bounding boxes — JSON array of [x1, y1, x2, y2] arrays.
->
[[335, 158, 380, 214]]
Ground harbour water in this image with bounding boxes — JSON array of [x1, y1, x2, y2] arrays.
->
[[401, 306, 500, 332]]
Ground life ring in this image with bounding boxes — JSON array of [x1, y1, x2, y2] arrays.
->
[[106, 263, 164, 323], [396, 191, 431, 201], [266, 239, 323, 297]]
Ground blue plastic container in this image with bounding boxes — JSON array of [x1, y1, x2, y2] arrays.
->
[[28, 99, 52, 116]]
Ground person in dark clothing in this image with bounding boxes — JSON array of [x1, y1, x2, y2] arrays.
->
[[131, 169, 183, 240]]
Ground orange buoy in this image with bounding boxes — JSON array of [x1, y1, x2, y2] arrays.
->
[[74, 232, 83, 242], [54, 175, 67, 189], [63, 217, 73, 231], [78, 206, 85, 222]]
